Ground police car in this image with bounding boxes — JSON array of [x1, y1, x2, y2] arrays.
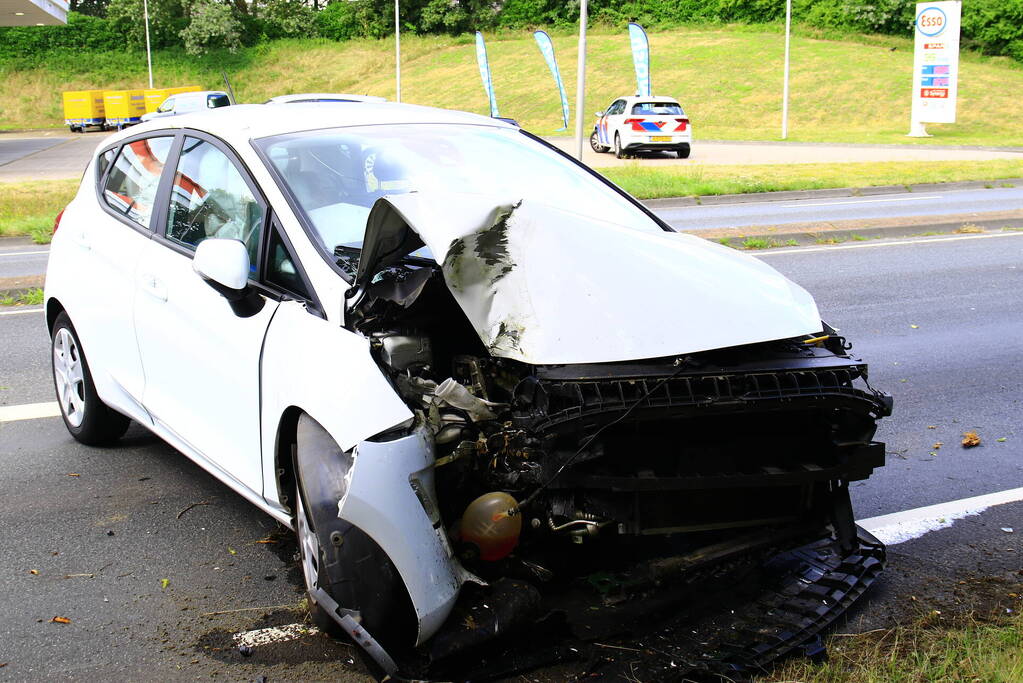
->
[[591, 95, 692, 159]]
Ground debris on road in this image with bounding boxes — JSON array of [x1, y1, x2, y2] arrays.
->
[[50, 616, 71, 624], [962, 431, 982, 448], [176, 501, 210, 519]]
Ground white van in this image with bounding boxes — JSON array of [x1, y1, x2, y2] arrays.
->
[[141, 91, 231, 121]]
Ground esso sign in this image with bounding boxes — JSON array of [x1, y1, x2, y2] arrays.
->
[[917, 7, 947, 37]]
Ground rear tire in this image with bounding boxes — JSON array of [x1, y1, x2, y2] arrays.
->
[[677, 144, 691, 159], [50, 312, 130, 445]]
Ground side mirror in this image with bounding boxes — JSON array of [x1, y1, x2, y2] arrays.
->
[[193, 238, 264, 317], [594, 111, 604, 118]]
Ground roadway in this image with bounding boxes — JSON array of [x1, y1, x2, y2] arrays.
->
[[1, 232, 1021, 679]]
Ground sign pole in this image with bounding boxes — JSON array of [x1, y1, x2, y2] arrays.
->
[[573, 0, 588, 161], [143, 0, 153, 88], [394, 0, 401, 103], [781, 0, 791, 139]]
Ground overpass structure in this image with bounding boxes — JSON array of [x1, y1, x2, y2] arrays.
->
[[1, 0, 67, 25]]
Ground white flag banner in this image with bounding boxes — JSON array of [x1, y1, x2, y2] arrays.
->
[[911, 1, 961, 126]]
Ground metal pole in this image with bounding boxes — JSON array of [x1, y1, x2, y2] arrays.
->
[[394, 0, 401, 103], [781, 0, 791, 139], [573, 0, 588, 161], [143, 0, 153, 88]]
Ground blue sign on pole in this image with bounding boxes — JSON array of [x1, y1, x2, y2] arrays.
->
[[475, 31, 499, 118], [533, 30, 570, 130], [628, 22, 651, 98]]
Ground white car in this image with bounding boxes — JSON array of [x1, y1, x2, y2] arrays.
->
[[45, 102, 889, 677], [591, 95, 692, 158], [265, 93, 386, 104], [140, 91, 231, 122]]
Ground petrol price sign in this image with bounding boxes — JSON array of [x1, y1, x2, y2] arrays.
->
[[910, 2, 961, 134]]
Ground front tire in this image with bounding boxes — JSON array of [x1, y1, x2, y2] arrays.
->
[[614, 133, 626, 159], [294, 414, 414, 646], [589, 130, 607, 153], [50, 312, 130, 445]]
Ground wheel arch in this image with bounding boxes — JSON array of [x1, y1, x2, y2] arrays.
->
[[271, 404, 305, 521], [46, 296, 67, 335]]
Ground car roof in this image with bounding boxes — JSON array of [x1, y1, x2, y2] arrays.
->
[[102, 102, 511, 149], [265, 93, 386, 103], [618, 95, 680, 102], [172, 91, 229, 99]]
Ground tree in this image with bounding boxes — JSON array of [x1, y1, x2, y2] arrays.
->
[[180, 0, 243, 53]]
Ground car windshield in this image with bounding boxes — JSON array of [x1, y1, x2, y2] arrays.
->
[[631, 102, 684, 115], [257, 124, 663, 255]]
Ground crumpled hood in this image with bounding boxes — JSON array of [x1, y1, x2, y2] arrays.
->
[[355, 192, 822, 365]]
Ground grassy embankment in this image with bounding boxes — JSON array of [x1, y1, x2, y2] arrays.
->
[[0, 179, 77, 243], [2, 25, 1023, 145], [758, 613, 1023, 683]]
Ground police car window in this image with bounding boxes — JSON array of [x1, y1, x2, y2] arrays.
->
[[631, 102, 684, 115], [102, 136, 173, 229]]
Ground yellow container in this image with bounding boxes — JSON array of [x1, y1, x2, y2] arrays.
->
[[168, 85, 201, 96], [62, 90, 106, 130], [143, 88, 172, 113], [103, 89, 147, 126]]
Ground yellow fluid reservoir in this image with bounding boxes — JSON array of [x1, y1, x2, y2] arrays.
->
[[460, 492, 522, 561]]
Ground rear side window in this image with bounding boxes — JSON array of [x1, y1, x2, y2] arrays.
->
[[631, 102, 684, 115], [102, 136, 174, 229], [96, 148, 115, 180], [166, 137, 264, 265]]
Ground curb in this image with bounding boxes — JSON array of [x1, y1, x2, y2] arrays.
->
[[690, 217, 1022, 248], [642, 178, 1023, 210], [0, 275, 44, 300]]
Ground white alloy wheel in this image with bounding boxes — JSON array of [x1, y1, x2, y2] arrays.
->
[[53, 327, 86, 428]]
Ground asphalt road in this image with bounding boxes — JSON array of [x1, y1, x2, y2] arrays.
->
[[1, 233, 1022, 680], [0, 240, 48, 280], [659, 185, 1023, 231]]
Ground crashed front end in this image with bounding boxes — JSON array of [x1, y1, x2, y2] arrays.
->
[[330, 194, 892, 676]]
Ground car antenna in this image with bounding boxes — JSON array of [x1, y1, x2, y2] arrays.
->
[[221, 70, 237, 105]]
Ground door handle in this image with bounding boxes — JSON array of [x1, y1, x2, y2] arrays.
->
[[140, 274, 168, 302]]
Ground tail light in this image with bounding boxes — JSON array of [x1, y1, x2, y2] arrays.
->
[[624, 118, 647, 131], [674, 118, 689, 132], [53, 208, 66, 235]]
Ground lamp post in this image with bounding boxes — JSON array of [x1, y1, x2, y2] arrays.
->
[[394, 0, 401, 102], [781, 0, 791, 139], [143, 0, 153, 88], [573, 0, 588, 160]]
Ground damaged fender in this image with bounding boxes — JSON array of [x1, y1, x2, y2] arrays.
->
[[339, 424, 472, 645], [349, 192, 822, 364]]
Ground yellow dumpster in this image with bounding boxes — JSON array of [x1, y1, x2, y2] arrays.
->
[[103, 89, 147, 128], [143, 88, 172, 113], [168, 85, 201, 96], [62, 90, 106, 132]]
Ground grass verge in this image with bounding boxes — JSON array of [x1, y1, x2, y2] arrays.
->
[[0, 179, 77, 244], [2, 25, 1023, 145], [0, 287, 43, 306], [599, 160, 1023, 200], [758, 612, 1023, 683]]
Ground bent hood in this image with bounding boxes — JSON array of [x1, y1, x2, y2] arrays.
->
[[354, 192, 821, 365]]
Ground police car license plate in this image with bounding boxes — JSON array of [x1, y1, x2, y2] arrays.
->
[[650, 136, 671, 142]]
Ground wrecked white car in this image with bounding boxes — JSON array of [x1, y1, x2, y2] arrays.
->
[[45, 102, 891, 679]]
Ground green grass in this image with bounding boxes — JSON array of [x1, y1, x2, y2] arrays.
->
[[600, 159, 1023, 199], [0, 287, 43, 306], [2, 25, 1023, 145], [0, 179, 77, 243], [759, 614, 1023, 683]]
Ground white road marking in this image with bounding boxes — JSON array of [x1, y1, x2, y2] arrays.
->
[[758, 231, 1023, 256], [0, 250, 48, 257], [0, 401, 60, 423], [778, 195, 942, 208], [0, 307, 44, 316], [233, 623, 320, 649], [858, 486, 1023, 546]]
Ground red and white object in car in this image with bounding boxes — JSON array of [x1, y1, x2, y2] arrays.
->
[[591, 95, 692, 159]]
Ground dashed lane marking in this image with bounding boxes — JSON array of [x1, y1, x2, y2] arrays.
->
[[757, 230, 1023, 255], [858, 486, 1023, 545], [0, 307, 44, 316]]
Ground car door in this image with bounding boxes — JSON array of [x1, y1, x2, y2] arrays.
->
[[134, 131, 278, 493], [77, 134, 175, 419], [598, 99, 624, 145]]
